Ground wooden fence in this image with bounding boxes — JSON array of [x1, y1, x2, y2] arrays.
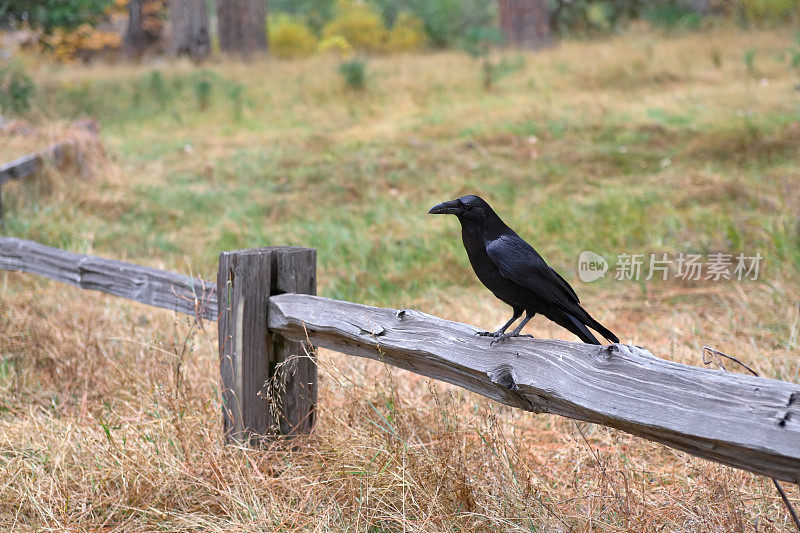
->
[[2, 236, 799, 485], [0, 142, 74, 227]]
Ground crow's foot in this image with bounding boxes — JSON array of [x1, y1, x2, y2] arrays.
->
[[475, 330, 503, 337], [489, 333, 534, 346]]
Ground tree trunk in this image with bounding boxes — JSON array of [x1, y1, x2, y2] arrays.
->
[[124, 0, 148, 60], [170, 0, 211, 62], [216, 0, 268, 57], [498, 0, 552, 49]]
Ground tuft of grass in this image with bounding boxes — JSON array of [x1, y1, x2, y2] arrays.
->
[[0, 62, 36, 115], [147, 69, 169, 105], [744, 47, 757, 76], [227, 83, 246, 120], [711, 45, 723, 68], [193, 71, 213, 111], [338, 58, 367, 90]]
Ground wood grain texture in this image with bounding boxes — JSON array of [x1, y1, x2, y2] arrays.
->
[[270, 248, 317, 437], [218, 250, 272, 444], [268, 293, 800, 483], [0, 237, 217, 320], [217, 247, 316, 445]]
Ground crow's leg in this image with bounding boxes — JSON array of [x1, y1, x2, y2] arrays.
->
[[476, 307, 522, 337], [490, 311, 536, 345]]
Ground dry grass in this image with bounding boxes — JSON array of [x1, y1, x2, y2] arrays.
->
[[1, 277, 798, 531], [1, 24, 800, 531]]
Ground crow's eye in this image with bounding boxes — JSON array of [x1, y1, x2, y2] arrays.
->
[[462, 203, 472, 210]]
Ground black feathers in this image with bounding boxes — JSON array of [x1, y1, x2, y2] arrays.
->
[[429, 194, 619, 345]]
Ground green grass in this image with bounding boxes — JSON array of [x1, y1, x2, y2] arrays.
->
[[7, 31, 800, 312], [1, 35, 800, 532]]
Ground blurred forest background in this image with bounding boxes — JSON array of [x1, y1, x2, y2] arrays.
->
[[1, 0, 797, 64]]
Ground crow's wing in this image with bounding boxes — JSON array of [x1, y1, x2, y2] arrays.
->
[[486, 234, 581, 312]]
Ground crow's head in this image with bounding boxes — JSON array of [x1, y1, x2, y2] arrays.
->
[[428, 195, 493, 222]]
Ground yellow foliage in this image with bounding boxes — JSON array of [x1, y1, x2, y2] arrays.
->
[[43, 24, 122, 62], [317, 35, 354, 57], [322, 0, 387, 53], [38, 0, 141, 62], [141, 0, 166, 34], [268, 15, 318, 59], [385, 12, 426, 53]]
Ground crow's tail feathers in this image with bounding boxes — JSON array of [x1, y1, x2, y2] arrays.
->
[[561, 309, 619, 344], [554, 309, 619, 345], [582, 312, 619, 344], [563, 313, 602, 345]]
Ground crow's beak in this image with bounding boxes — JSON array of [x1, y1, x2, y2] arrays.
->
[[428, 199, 461, 215]]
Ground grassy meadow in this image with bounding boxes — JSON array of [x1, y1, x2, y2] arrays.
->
[[1, 25, 800, 531]]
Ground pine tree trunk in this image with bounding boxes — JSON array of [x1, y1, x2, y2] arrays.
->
[[498, 0, 552, 49], [216, 0, 268, 57], [170, 0, 211, 62], [124, 0, 148, 60]]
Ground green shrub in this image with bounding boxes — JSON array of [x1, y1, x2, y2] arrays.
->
[[549, 0, 707, 35], [385, 12, 426, 53], [458, 26, 513, 91], [742, 0, 798, 23], [268, 15, 318, 59], [2, 0, 112, 33], [322, 0, 387, 53], [550, 0, 640, 35], [338, 58, 366, 90], [642, 1, 702, 30], [410, 0, 495, 48], [269, 0, 336, 34], [459, 25, 504, 58], [408, 0, 459, 47], [0, 64, 36, 115]]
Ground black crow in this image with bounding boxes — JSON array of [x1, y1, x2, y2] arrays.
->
[[429, 194, 618, 345]]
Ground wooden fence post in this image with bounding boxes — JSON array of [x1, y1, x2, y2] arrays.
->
[[217, 247, 317, 445]]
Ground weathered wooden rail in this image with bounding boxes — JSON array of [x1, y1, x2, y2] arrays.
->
[[2, 236, 799, 485], [0, 237, 217, 320], [269, 294, 800, 483], [0, 143, 72, 186], [0, 142, 73, 227]]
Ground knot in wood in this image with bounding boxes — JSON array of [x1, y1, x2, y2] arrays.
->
[[590, 342, 619, 363], [488, 365, 518, 391]]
